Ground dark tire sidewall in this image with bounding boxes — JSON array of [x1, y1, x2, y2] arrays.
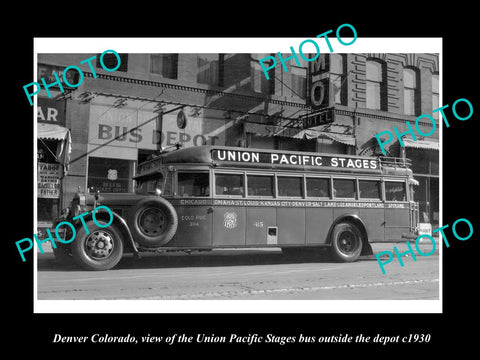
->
[[71, 220, 124, 271], [330, 222, 363, 262]]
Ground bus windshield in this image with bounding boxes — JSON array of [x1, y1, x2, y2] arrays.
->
[[136, 175, 163, 195]]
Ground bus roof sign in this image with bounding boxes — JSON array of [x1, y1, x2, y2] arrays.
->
[[212, 149, 379, 170], [135, 146, 387, 178]]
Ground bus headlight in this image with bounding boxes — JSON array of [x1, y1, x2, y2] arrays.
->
[[71, 193, 87, 217], [59, 207, 70, 219]]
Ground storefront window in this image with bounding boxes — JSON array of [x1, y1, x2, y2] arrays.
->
[[406, 148, 439, 226], [430, 177, 439, 226], [38, 198, 59, 223], [408, 149, 439, 175], [38, 140, 58, 163], [88, 157, 134, 193], [415, 176, 429, 222], [37, 140, 62, 227]]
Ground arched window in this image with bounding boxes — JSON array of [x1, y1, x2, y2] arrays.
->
[[366, 59, 386, 110], [404, 67, 420, 115]]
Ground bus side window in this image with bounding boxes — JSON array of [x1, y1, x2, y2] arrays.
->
[[277, 176, 303, 197], [306, 177, 330, 198], [247, 175, 274, 197], [178, 172, 210, 197], [333, 178, 356, 198], [385, 181, 406, 201], [358, 180, 381, 200], [215, 173, 244, 196]]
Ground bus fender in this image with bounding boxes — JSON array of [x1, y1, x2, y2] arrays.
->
[[327, 214, 372, 256], [72, 208, 140, 256]]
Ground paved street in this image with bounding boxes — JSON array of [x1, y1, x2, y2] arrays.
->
[[37, 242, 440, 302]]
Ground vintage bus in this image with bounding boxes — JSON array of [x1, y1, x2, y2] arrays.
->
[[55, 145, 419, 270]]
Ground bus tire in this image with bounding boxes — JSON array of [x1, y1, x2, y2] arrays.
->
[[329, 222, 363, 262], [129, 197, 178, 248], [71, 220, 124, 271]]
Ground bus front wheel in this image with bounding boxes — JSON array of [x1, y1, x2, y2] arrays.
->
[[329, 222, 363, 262], [71, 220, 124, 271]]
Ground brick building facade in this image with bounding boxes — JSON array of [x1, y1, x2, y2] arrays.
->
[[36, 51, 439, 230]]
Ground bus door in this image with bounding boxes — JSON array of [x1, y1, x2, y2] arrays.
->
[[357, 178, 384, 242], [384, 180, 411, 241], [171, 171, 213, 247]]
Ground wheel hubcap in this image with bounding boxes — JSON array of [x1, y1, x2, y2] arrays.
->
[[85, 230, 114, 259], [338, 231, 357, 254], [138, 208, 167, 236]]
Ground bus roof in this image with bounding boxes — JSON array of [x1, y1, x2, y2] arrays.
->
[[136, 146, 414, 178]]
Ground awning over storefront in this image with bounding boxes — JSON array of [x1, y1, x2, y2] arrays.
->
[[37, 123, 72, 176], [244, 122, 356, 146], [38, 123, 70, 141], [402, 138, 439, 151], [313, 131, 356, 146]]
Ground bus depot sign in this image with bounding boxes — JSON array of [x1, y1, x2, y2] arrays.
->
[[89, 104, 226, 150], [212, 149, 378, 169]]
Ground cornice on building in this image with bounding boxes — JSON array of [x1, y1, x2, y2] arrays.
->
[[79, 69, 308, 110]]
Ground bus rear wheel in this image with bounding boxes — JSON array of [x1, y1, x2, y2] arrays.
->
[[329, 222, 363, 262]]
